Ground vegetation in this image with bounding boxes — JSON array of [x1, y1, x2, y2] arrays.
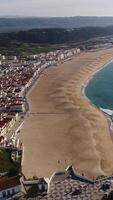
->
[[0, 26, 113, 56], [8, 167, 19, 177], [0, 42, 70, 57], [1, 26, 113, 45], [0, 150, 19, 175]]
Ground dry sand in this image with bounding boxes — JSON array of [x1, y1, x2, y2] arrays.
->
[[20, 48, 113, 179]]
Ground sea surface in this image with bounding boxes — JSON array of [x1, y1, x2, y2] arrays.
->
[[85, 61, 113, 110]]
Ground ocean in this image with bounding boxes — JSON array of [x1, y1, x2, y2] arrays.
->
[[85, 61, 113, 110]]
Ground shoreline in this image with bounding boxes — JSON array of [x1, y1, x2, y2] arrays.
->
[[82, 58, 113, 140], [82, 58, 113, 103], [82, 58, 113, 118], [20, 48, 113, 179]]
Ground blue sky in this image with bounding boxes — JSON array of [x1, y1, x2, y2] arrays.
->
[[0, 0, 113, 17]]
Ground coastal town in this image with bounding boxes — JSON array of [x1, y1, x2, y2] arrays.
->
[[1, 0, 113, 199], [1, 47, 113, 200], [0, 48, 81, 199], [0, 48, 80, 142]]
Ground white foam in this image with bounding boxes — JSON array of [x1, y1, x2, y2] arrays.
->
[[100, 108, 113, 116]]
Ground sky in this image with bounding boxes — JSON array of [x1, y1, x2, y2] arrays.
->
[[0, 0, 113, 17]]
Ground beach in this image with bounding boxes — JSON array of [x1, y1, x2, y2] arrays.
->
[[20, 48, 113, 179]]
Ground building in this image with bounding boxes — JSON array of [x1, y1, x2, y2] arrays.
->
[[0, 176, 21, 199]]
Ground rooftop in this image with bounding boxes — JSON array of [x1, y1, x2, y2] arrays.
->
[[0, 176, 20, 191]]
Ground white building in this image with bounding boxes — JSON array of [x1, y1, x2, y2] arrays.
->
[[76, 48, 81, 53], [2, 55, 5, 60]]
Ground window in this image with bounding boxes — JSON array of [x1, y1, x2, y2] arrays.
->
[[2, 191, 6, 198], [12, 188, 15, 194], [7, 190, 10, 196]]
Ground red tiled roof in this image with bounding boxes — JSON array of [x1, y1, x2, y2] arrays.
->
[[2, 118, 12, 124], [8, 112, 17, 116], [0, 176, 20, 191], [0, 121, 6, 128]]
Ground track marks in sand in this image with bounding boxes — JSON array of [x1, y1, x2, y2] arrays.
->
[[50, 78, 105, 176], [50, 53, 113, 176], [20, 49, 113, 179]]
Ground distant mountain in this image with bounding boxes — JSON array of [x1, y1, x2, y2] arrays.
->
[[1, 16, 113, 32]]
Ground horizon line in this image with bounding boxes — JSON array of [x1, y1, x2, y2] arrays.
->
[[1, 15, 113, 18]]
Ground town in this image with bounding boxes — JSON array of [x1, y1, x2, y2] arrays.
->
[[0, 48, 80, 145], [0, 48, 81, 199], [0, 47, 113, 200]]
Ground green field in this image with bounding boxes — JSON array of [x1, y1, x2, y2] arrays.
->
[[0, 41, 71, 57]]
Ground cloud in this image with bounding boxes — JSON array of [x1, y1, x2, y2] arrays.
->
[[0, 0, 113, 17]]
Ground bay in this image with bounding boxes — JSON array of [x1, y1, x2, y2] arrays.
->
[[85, 61, 113, 110]]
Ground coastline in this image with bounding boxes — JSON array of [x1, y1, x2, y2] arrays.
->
[[20, 48, 113, 179], [82, 58, 113, 103], [82, 57, 113, 142], [82, 59, 113, 126]]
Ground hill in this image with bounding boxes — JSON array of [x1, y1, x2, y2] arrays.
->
[[0, 26, 113, 56], [1, 16, 113, 32], [1, 26, 113, 45]]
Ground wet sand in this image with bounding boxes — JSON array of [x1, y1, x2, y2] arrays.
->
[[20, 48, 113, 179]]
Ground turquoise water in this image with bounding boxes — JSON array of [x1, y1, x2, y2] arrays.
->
[[85, 61, 113, 110]]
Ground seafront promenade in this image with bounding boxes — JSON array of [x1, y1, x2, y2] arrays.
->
[[20, 47, 113, 180]]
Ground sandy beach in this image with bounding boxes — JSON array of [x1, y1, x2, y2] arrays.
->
[[20, 48, 113, 179]]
